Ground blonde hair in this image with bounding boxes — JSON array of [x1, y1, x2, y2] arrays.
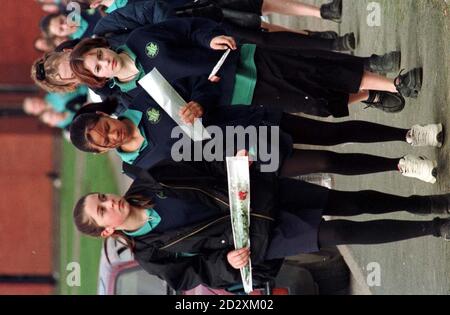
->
[[31, 51, 79, 93]]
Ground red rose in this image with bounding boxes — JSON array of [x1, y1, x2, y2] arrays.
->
[[238, 191, 248, 200]]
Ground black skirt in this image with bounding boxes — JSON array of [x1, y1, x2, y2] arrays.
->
[[265, 179, 329, 259], [251, 48, 365, 118]]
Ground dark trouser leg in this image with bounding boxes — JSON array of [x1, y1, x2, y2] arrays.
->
[[323, 190, 436, 216], [226, 23, 338, 51], [318, 219, 440, 247], [279, 149, 399, 177], [279, 113, 408, 145], [279, 178, 449, 217]]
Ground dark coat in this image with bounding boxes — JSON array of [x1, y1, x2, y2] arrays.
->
[[93, 0, 174, 49], [122, 17, 236, 99], [122, 80, 292, 180], [95, 16, 235, 109], [123, 161, 283, 291]]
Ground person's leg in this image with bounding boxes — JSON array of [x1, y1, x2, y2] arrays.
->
[[360, 71, 397, 92], [279, 150, 438, 183], [349, 91, 370, 104], [323, 190, 449, 216], [318, 218, 444, 247], [279, 113, 409, 145], [261, 0, 322, 18], [261, 0, 343, 22], [278, 178, 450, 217], [360, 69, 424, 99], [230, 23, 354, 52], [279, 149, 399, 177], [260, 21, 308, 34]]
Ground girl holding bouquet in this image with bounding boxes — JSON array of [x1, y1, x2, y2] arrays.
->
[[73, 160, 450, 291]]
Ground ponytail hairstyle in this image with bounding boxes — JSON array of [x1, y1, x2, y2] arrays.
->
[[31, 51, 79, 93], [70, 37, 111, 88]]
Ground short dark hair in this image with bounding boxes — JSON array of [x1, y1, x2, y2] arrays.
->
[[69, 113, 102, 153], [73, 98, 119, 121], [40, 13, 63, 37]]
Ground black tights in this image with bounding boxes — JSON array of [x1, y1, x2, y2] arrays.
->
[[278, 179, 443, 248], [321, 190, 440, 246], [279, 113, 408, 177], [318, 219, 438, 247], [228, 25, 339, 52]]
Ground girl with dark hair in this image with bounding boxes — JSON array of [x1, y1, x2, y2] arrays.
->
[[69, 85, 444, 184], [73, 160, 450, 291], [92, 0, 357, 54], [39, 8, 101, 40], [83, 0, 343, 23], [69, 18, 416, 118], [83, 0, 344, 26], [31, 42, 128, 109]]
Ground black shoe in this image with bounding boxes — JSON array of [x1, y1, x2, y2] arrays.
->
[[367, 51, 401, 73], [435, 218, 450, 241], [429, 195, 450, 216], [395, 68, 423, 98], [307, 30, 338, 40], [363, 90, 405, 113], [320, 0, 342, 23], [410, 195, 450, 216], [331, 32, 356, 51]]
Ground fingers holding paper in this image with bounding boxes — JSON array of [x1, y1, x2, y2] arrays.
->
[[210, 35, 237, 50], [179, 101, 204, 125], [208, 75, 221, 83]]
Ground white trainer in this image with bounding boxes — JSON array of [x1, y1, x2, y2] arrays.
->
[[406, 124, 443, 148], [398, 155, 438, 184]]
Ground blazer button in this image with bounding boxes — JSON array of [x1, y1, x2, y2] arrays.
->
[[305, 96, 309, 100], [221, 240, 226, 244]]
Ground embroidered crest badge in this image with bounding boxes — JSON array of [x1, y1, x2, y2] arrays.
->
[[145, 42, 159, 58], [147, 107, 161, 124]]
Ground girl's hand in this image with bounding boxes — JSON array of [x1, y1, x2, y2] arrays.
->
[[227, 247, 250, 269], [179, 101, 204, 125], [210, 35, 237, 50], [208, 75, 221, 83]]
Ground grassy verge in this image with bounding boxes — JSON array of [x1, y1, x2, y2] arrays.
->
[[58, 139, 119, 295]]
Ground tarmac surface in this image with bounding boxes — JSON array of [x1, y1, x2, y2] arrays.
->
[[109, 0, 450, 294], [269, 0, 450, 294]]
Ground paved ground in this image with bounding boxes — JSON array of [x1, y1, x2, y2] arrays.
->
[[269, 0, 450, 294], [108, 1, 450, 294]]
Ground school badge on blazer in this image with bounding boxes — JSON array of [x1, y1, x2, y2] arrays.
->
[[146, 107, 161, 124], [145, 42, 159, 58]]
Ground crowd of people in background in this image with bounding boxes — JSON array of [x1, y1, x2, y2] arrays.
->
[[25, 0, 450, 293]]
